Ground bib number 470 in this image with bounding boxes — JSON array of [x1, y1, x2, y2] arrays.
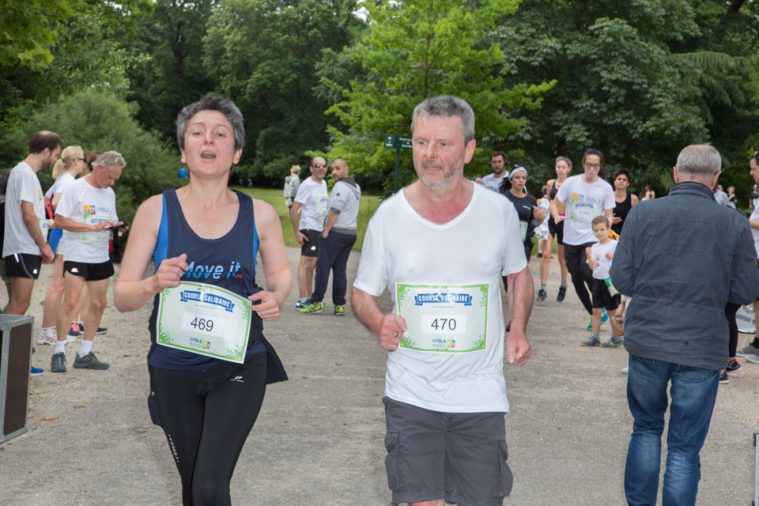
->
[[429, 318, 457, 331]]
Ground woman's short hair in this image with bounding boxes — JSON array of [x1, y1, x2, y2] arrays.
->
[[176, 96, 245, 151]]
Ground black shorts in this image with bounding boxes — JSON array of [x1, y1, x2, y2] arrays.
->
[[4, 253, 42, 279], [63, 260, 114, 281], [548, 217, 564, 245], [299, 229, 321, 257], [591, 279, 620, 310]]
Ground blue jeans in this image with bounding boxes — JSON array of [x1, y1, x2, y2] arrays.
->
[[624, 354, 719, 506]]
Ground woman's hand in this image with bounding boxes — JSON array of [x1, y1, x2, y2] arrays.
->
[[249, 290, 282, 321], [150, 253, 188, 294]]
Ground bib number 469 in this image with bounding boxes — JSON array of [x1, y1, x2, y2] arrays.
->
[[181, 312, 224, 338]]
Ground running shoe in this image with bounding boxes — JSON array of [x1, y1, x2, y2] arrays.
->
[[536, 288, 547, 302], [78, 324, 107, 335], [299, 301, 325, 314], [745, 354, 759, 364], [601, 308, 609, 323], [736, 342, 759, 360], [67, 322, 82, 339], [582, 335, 600, 347], [36, 328, 57, 345], [537, 251, 543, 258], [334, 305, 346, 317], [719, 369, 729, 384], [30, 366, 44, 377], [73, 352, 109, 370], [586, 317, 593, 331], [295, 298, 309, 310], [602, 335, 624, 348], [725, 359, 742, 377], [51, 352, 67, 373], [557, 285, 567, 302]]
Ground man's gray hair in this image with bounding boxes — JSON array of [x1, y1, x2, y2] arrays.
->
[[93, 151, 126, 169], [676, 144, 721, 178], [176, 96, 245, 151], [411, 95, 475, 143]]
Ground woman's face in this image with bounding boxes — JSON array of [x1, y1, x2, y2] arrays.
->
[[511, 172, 527, 192], [180, 110, 242, 176], [555, 160, 570, 178], [614, 174, 629, 191]]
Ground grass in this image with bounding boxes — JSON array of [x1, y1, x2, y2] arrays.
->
[[232, 185, 382, 251]]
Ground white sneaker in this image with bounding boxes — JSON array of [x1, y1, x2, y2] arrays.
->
[[36, 328, 57, 345]]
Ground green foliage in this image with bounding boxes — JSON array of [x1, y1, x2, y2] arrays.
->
[[324, 0, 553, 189], [204, 0, 361, 186], [0, 1, 74, 69], [1, 91, 179, 227], [233, 185, 381, 251], [127, 0, 218, 143]]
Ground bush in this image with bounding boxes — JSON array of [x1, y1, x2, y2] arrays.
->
[[0, 90, 180, 227]]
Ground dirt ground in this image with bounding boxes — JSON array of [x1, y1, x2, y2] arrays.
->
[[0, 248, 757, 505]]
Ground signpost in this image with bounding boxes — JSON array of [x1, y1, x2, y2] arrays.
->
[[383, 134, 412, 192]]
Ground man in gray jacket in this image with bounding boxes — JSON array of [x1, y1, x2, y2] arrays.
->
[[610, 144, 759, 506], [300, 158, 361, 316]]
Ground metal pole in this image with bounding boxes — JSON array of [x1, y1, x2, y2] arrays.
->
[[395, 147, 401, 193]]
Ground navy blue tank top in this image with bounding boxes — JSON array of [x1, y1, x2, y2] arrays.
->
[[148, 189, 265, 370]]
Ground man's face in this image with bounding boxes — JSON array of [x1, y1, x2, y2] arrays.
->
[[42, 146, 61, 170], [412, 114, 475, 195], [583, 154, 601, 180], [311, 158, 327, 181], [92, 165, 122, 189], [490, 155, 506, 175], [750, 159, 759, 184], [330, 161, 347, 182]]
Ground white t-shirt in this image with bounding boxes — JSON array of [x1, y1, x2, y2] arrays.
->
[[751, 196, 759, 258], [2, 161, 46, 257], [480, 172, 508, 193], [353, 184, 527, 413], [294, 177, 329, 231], [55, 177, 118, 263], [45, 172, 76, 201], [589, 239, 617, 280], [555, 174, 615, 245]]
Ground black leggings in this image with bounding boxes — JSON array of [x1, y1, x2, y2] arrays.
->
[[563, 242, 595, 315], [148, 353, 267, 506]]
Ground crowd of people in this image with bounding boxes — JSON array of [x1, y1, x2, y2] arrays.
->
[[1, 134, 125, 375], [4, 93, 759, 506]]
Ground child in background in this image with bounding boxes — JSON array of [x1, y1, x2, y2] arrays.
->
[[535, 185, 552, 299], [582, 215, 624, 347]]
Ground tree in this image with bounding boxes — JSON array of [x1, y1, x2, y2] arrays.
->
[[2, 91, 179, 227], [127, 0, 219, 142], [494, 0, 759, 196], [0, 1, 73, 69], [204, 0, 361, 185], [324, 0, 553, 189]]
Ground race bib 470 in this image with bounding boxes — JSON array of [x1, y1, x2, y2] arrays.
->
[[395, 283, 488, 352]]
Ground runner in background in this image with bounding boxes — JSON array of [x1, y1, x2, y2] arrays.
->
[[545, 156, 571, 302]]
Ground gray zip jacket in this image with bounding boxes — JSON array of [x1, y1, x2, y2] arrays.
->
[[610, 181, 759, 370], [330, 177, 361, 235]]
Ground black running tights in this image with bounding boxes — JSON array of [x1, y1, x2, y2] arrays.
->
[[148, 353, 267, 506], [563, 242, 595, 315]]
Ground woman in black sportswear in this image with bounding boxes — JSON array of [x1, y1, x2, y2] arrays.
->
[[114, 96, 291, 505]]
